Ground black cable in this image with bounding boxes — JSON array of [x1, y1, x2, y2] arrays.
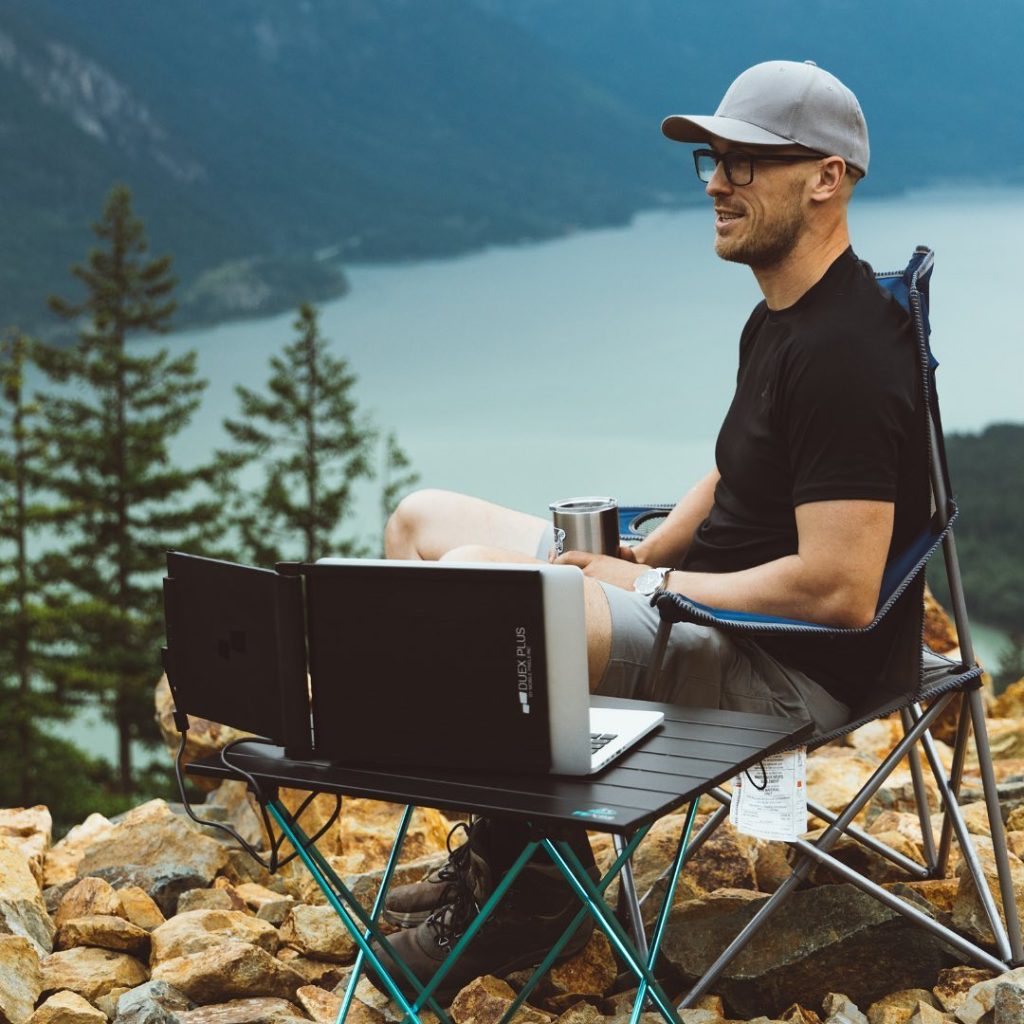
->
[[744, 761, 769, 790], [173, 732, 341, 873]]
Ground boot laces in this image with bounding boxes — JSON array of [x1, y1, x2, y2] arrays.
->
[[426, 820, 485, 948]]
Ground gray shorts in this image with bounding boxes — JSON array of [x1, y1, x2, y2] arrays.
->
[[595, 581, 851, 733]]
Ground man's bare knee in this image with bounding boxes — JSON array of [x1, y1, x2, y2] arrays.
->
[[384, 488, 450, 560]]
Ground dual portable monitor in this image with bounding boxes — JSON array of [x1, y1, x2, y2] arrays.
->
[[162, 552, 663, 777]]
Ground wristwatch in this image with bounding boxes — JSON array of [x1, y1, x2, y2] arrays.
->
[[633, 567, 673, 597]]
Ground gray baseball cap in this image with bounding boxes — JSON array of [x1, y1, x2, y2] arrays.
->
[[662, 60, 869, 177]]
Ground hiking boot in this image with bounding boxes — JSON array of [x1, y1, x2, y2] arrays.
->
[[367, 857, 597, 1005], [384, 819, 493, 929]]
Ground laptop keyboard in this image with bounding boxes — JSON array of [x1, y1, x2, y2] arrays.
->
[[590, 732, 618, 754]]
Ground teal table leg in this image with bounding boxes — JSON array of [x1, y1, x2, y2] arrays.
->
[[498, 825, 652, 1024], [544, 840, 681, 1024], [629, 800, 698, 1024], [268, 802, 450, 1024], [339, 804, 416, 1024]]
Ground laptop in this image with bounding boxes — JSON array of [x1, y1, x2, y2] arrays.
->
[[307, 558, 664, 775]]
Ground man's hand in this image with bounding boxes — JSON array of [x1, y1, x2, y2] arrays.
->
[[555, 550, 649, 591]]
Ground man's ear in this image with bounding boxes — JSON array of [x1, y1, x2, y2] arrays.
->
[[809, 156, 847, 202]]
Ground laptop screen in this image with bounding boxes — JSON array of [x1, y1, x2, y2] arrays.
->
[[304, 562, 553, 772]]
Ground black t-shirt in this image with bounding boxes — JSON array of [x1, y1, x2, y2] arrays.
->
[[682, 247, 929, 708]]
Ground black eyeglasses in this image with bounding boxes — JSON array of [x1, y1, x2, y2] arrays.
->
[[692, 148, 825, 186]]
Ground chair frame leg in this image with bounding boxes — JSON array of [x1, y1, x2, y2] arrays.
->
[[678, 694, 958, 1007], [901, 706, 939, 871]]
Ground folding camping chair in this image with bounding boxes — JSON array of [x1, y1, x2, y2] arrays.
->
[[618, 246, 1024, 1005]]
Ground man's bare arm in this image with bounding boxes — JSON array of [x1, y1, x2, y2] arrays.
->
[[661, 499, 893, 627], [624, 469, 720, 568], [560, 498, 894, 629]]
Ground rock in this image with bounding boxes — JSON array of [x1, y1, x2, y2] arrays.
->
[[118, 887, 167, 932], [176, 889, 237, 914], [675, 1010, 725, 1024], [295, 984, 346, 1023], [866, 990, 939, 1024], [952, 845, 1024, 946], [55, 877, 124, 927], [279, 904, 355, 963], [43, 815, 115, 889], [151, 943, 305, 1002], [234, 882, 291, 913], [26, 990, 107, 1023], [995, 982, 1024, 1024], [0, 935, 43, 1024], [823, 992, 870, 1024], [155, 675, 256, 792], [201, 780, 267, 851], [547, 932, 616, 998], [275, 948, 346, 988], [968, 721, 1024, 767], [802, 831, 924, 887], [754, 840, 795, 893], [957, 803, 996, 838], [683, 819, 761, 895], [114, 979, 196, 1023], [780, 1006, 823, 1024], [150, 909, 280, 964], [0, 807, 52, 887], [870, 777, 942, 824], [883, 880, 959, 922], [992, 681, 1024, 721], [661, 884, 963, 1019], [449, 976, 554, 1024], [174, 996, 309, 1023], [77, 812, 229, 916], [217, 848, 278, 889], [280, 795, 452, 875], [56, 914, 150, 958], [956, 968, 1024, 1024], [866, 811, 932, 852], [209, 879, 250, 914], [806, 749, 882, 825], [923, 587, 959, 655], [907, 1003, 951, 1024], [0, 836, 56, 957], [934, 968, 998, 1014], [40, 946, 148, 1002]]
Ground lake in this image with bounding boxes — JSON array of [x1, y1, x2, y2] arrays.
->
[[56, 186, 1023, 763]]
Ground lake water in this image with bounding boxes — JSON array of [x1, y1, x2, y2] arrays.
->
[[56, 186, 1023, 763]]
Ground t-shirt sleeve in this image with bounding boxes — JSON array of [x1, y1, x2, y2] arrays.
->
[[776, 327, 917, 506]]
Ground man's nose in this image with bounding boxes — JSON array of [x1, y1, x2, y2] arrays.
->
[[705, 160, 731, 198]]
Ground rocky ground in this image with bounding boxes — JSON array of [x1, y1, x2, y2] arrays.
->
[[3, 592, 1024, 1024]]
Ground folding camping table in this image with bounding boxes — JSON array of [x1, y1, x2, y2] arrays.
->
[[188, 696, 813, 1024]]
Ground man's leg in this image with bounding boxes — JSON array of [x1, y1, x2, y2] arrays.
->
[[385, 488, 553, 561]]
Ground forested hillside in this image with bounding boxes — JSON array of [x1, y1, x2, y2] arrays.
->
[[3, 0, 1022, 334], [930, 423, 1024, 635]]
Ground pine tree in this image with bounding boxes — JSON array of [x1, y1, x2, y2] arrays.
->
[[380, 430, 419, 551], [0, 329, 60, 805], [39, 183, 223, 794], [221, 303, 379, 563]]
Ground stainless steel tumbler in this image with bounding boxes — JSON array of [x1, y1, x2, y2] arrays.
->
[[549, 497, 619, 557]]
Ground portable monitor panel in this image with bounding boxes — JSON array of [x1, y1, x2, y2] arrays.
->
[[162, 551, 309, 751]]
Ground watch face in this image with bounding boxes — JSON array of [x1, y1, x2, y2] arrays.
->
[[634, 569, 662, 596]]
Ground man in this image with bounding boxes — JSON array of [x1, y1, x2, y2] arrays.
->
[[372, 60, 928, 1000]]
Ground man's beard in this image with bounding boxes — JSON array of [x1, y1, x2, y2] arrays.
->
[[715, 184, 805, 269]]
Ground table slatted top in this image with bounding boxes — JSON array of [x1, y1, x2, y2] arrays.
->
[[188, 697, 812, 835]]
